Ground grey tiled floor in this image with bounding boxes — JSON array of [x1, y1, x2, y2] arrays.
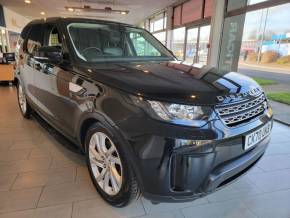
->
[[0, 86, 290, 218]]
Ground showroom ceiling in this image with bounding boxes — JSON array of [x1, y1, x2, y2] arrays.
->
[[0, 0, 176, 24]]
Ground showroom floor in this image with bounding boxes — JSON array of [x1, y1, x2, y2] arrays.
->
[[0, 86, 290, 218]]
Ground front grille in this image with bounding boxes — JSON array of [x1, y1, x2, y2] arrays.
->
[[215, 94, 267, 127]]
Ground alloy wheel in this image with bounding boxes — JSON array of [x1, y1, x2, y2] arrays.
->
[[88, 132, 123, 196], [18, 85, 27, 114]]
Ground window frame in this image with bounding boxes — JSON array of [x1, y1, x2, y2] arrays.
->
[[172, 0, 213, 29], [225, 0, 290, 17], [148, 11, 168, 45]]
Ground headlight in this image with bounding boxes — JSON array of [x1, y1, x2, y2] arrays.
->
[[147, 100, 212, 126]]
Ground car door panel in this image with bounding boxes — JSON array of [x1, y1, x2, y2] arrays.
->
[[21, 24, 43, 103]]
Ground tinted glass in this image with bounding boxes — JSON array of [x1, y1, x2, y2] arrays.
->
[[129, 32, 161, 56], [26, 24, 43, 54], [185, 28, 198, 63], [171, 27, 186, 60]]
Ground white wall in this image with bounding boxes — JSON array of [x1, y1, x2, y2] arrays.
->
[[3, 7, 30, 33]]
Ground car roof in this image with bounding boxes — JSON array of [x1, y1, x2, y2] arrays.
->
[[26, 17, 138, 28]]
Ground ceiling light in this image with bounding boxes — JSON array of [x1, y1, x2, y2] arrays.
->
[[40, 11, 45, 15], [64, 6, 129, 15], [24, 0, 31, 3]]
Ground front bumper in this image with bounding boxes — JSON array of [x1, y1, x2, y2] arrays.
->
[[117, 108, 273, 203], [142, 135, 270, 203]]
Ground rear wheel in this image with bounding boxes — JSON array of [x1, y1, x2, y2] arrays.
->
[[17, 83, 32, 118], [85, 123, 140, 207]]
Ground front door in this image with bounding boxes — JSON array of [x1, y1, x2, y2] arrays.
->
[[21, 24, 43, 102], [33, 24, 79, 137]]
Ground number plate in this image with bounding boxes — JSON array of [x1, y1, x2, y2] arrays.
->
[[244, 122, 272, 150]]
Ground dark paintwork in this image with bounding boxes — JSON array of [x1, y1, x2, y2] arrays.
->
[[15, 17, 273, 203]]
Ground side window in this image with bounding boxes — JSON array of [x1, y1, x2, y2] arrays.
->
[[129, 32, 161, 56], [43, 25, 62, 47], [49, 27, 62, 46], [26, 24, 44, 54]]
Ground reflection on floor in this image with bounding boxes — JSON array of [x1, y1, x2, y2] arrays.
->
[[0, 86, 290, 218]]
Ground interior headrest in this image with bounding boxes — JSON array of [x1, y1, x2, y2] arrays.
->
[[109, 31, 121, 44]]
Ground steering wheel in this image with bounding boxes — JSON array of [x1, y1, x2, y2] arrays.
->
[[80, 47, 102, 59]]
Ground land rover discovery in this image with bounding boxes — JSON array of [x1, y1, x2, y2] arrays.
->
[[15, 17, 273, 207]]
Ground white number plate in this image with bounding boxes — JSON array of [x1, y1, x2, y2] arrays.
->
[[244, 122, 272, 150]]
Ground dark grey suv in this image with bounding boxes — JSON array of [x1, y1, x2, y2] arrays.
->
[[15, 17, 273, 207]]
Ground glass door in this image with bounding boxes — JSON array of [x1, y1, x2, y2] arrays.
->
[[184, 25, 211, 65], [197, 25, 211, 65], [185, 27, 198, 63]]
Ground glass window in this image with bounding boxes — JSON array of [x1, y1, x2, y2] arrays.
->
[[67, 23, 174, 62], [240, 3, 290, 65], [227, 0, 271, 12], [150, 22, 154, 32], [153, 19, 164, 32], [8, 31, 20, 52], [26, 24, 43, 54], [220, 2, 290, 71], [48, 27, 62, 46], [185, 28, 198, 63], [149, 12, 166, 33], [153, 31, 166, 45], [0, 29, 8, 53], [129, 32, 161, 56], [197, 25, 211, 65], [248, 0, 269, 5], [171, 27, 186, 60]]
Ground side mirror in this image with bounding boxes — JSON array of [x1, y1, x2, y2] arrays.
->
[[34, 46, 62, 64]]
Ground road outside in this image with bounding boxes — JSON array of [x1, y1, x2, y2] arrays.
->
[[238, 66, 290, 125]]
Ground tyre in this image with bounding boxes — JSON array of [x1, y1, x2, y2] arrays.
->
[[17, 83, 32, 118], [85, 122, 140, 207]]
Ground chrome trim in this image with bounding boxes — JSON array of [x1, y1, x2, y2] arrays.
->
[[216, 94, 267, 127], [216, 94, 266, 116]]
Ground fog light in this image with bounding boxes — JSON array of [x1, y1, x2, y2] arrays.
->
[[175, 139, 213, 149]]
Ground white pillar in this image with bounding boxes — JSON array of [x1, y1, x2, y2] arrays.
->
[[208, 0, 226, 68], [165, 6, 173, 49]]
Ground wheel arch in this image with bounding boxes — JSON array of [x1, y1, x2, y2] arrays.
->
[[77, 112, 145, 193], [77, 112, 117, 152]]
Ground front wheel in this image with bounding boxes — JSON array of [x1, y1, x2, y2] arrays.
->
[[17, 83, 32, 118], [85, 123, 140, 207]]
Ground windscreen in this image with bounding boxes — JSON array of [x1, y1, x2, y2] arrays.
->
[[67, 23, 174, 63]]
